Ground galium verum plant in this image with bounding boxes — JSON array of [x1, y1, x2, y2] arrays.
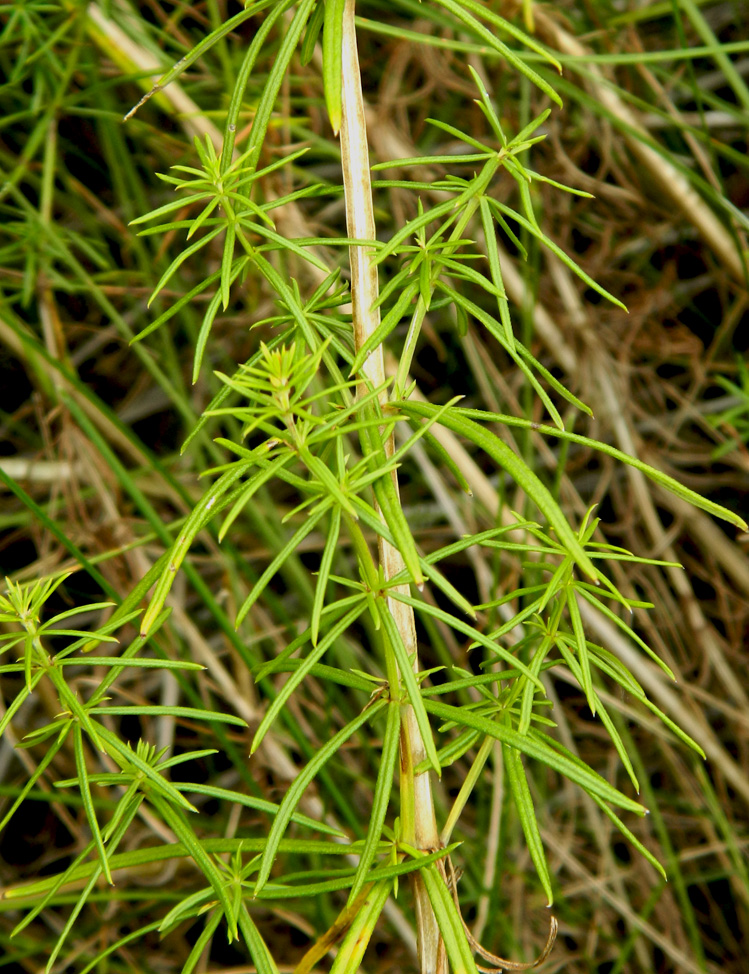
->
[[1, 2, 746, 973]]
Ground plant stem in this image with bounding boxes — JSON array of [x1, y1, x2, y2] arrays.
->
[[338, 2, 443, 970]]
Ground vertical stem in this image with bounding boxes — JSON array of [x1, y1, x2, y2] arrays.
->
[[338, 2, 444, 971]]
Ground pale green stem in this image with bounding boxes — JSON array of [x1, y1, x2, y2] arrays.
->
[[339, 2, 443, 971]]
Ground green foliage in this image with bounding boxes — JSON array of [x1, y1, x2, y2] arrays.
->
[[1, 1, 747, 972]]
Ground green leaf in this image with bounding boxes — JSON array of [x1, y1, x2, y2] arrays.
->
[[2, 839, 357, 905], [442, 405, 747, 531], [147, 226, 223, 308], [494, 198, 628, 310], [301, 0, 325, 64], [323, 0, 346, 134], [479, 196, 514, 348], [518, 625, 557, 736], [250, 602, 365, 754], [556, 634, 639, 790], [419, 858, 477, 973], [123, 2, 279, 121], [174, 782, 345, 837], [237, 905, 281, 974], [312, 506, 342, 644], [373, 197, 461, 264], [416, 557, 476, 620], [504, 743, 553, 905], [217, 453, 293, 542], [160, 886, 222, 935], [422, 117, 492, 153], [256, 843, 457, 900], [19, 793, 142, 969], [0, 737, 65, 832], [348, 699, 401, 903], [140, 460, 252, 636], [576, 587, 675, 679], [180, 910, 224, 974], [236, 500, 333, 627], [246, 0, 317, 171], [435, 280, 566, 427], [590, 793, 667, 880], [254, 700, 387, 894], [379, 605, 441, 774], [89, 706, 247, 726], [423, 698, 645, 813], [566, 586, 593, 711], [263, 658, 375, 692], [300, 446, 358, 518], [59, 657, 203, 670], [77, 922, 163, 974], [129, 192, 215, 227], [331, 879, 392, 972], [73, 724, 112, 885], [238, 219, 330, 272], [220, 221, 237, 310], [152, 795, 239, 941], [44, 870, 101, 973], [419, 426, 473, 493], [433, 0, 562, 107], [254, 595, 366, 681], [459, 4, 561, 72], [397, 400, 598, 579], [221, 2, 292, 173]]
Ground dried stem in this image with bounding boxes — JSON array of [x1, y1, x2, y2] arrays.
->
[[338, 1, 443, 970]]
